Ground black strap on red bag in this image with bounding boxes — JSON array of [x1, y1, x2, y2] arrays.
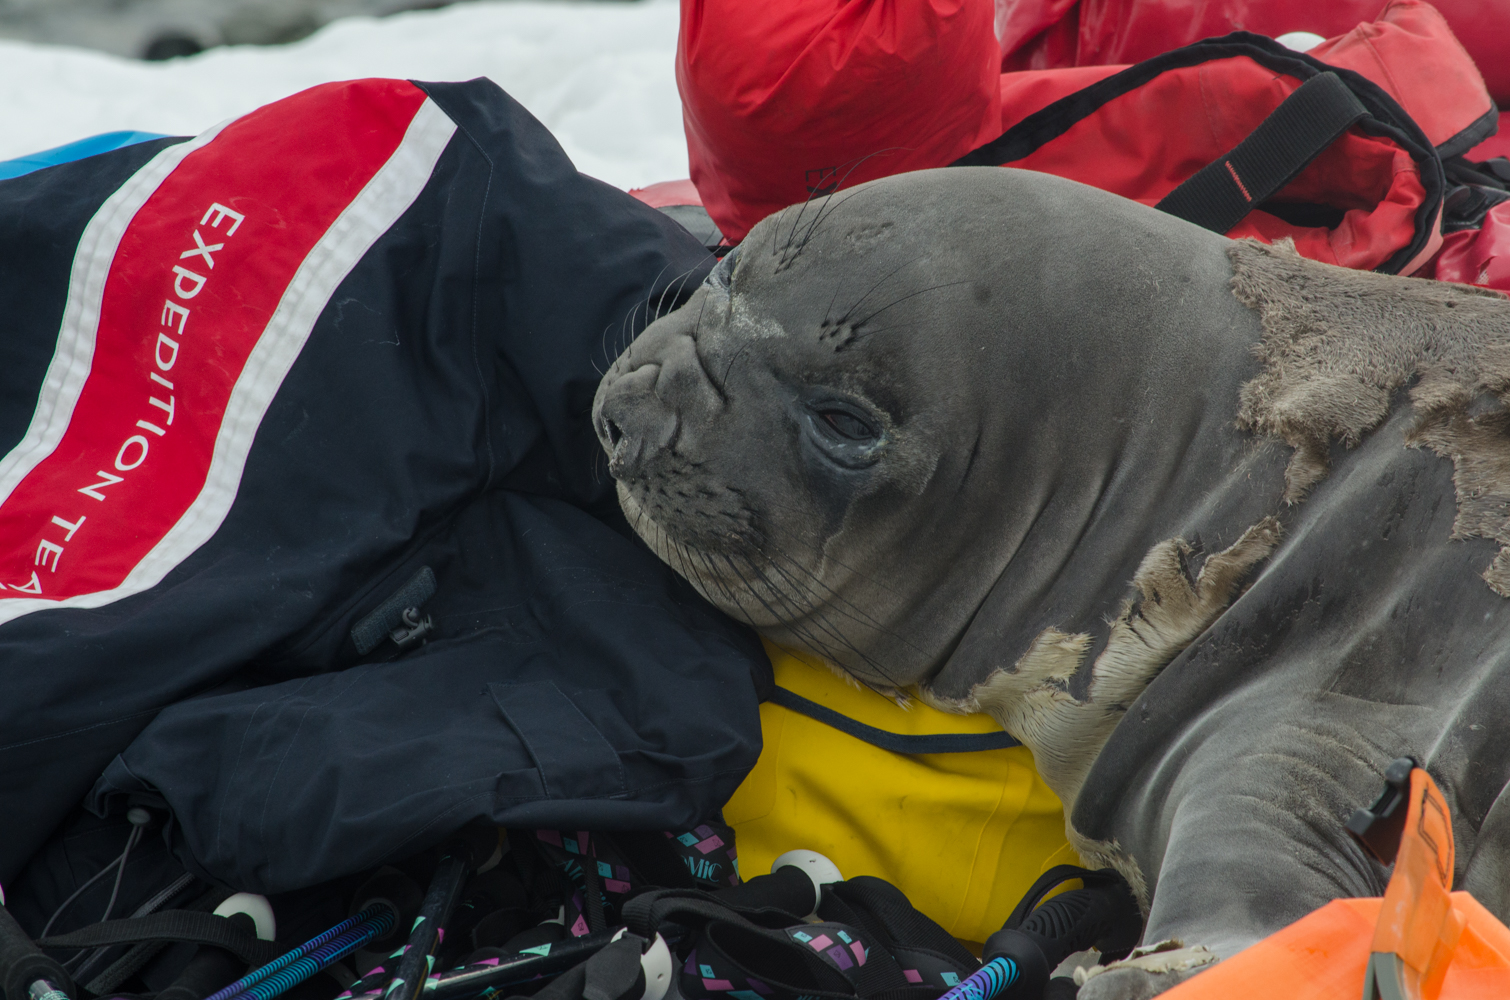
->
[[952, 32, 1448, 275], [1154, 72, 1368, 233]]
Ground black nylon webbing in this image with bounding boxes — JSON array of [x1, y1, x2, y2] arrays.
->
[[768, 686, 1020, 754], [1155, 71, 1368, 234], [619, 887, 795, 937], [38, 911, 278, 965]]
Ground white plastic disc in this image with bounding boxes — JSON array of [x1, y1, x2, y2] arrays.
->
[[772, 850, 843, 886], [639, 934, 673, 1000], [771, 849, 843, 917], [215, 892, 276, 941], [1276, 31, 1325, 52]]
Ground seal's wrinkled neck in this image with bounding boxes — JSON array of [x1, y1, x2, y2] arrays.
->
[[922, 215, 1285, 703]]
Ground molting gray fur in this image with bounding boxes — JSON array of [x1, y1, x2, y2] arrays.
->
[[1230, 238, 1510, 591]]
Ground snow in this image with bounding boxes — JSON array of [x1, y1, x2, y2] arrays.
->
[[0, 0, 688, 190]]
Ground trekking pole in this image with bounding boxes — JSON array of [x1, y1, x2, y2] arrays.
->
[[383, 827, 500, 1000], [936, 869, 1141, 1000], [0, 891, 75, 1000], [425, 929, 621, 1000], [343, 930, 670, 1000], [332, 869, 425, 1000], [200, 905, 395, 1000]]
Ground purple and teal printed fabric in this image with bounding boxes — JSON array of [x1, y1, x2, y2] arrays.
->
[[785, 922, 869, 984], [678, 921, 872, 1000], [891, 945, 982, 992], [667, 823, 741, 888], [678, 945, 780, 1000], [534, 821, 741, 936]]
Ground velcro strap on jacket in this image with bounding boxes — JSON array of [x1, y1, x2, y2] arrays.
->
[[1155, 72, 1369, 233], [39, 911, 278, 966], [768, 686, 1021, 754]]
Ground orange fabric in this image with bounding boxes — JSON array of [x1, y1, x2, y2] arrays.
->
[[1372, 768, 1463, 998], [1163, 768, 1510, 999], [1158, 896, 1510, 999]]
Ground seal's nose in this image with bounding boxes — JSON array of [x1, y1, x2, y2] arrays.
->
[[602, 415, 624, 449], [594, 363, 675, 479]]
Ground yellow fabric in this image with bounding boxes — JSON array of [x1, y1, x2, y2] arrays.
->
[[725, 641, 1079, 946]]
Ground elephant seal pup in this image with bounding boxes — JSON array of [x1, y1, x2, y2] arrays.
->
[[592, 167, 1510, 997]]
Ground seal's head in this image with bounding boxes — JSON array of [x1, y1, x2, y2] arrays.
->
[[593, 168, 1258, 692]]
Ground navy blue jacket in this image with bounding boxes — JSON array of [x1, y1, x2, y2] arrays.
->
[[0, 78, 767, 894]]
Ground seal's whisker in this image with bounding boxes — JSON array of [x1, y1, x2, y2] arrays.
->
[[661, 527, 714, 610], [824, 273, 851, 327], [780, 194, 820, 259], [719, 340, 754, 393], [838, 257, 920, 324], [682, 540, 739, 610], [751, 540, 869, 627], [663, 525, 701, 590], [688, 543, 747, 610], [716, 550, 802, 641], [656, 262, 706, 323], [776, 148, 893, 260], [776, 167, 844, 261], [639, 260, 676, 326], [619, 259, 684, 358], [790, 189, 857, 257], [598, 321, 617, 371], [785, 150, 904, 262], [855, 280, 972, 328], [753, 539, 930, 657], [733, 549, 908, 690], [677, 541, 723, 608], [616, 294, 639, 361], [744, 591, 873, 690], [807, 605, 910, 696], [745, 512, 912, 603], [786, 190, 854, 263], [732, 548, 816, 623], [755, 548, 919, 669]]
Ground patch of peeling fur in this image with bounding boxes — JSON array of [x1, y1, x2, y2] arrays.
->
[[1229, 238, 1510, 593], [924, 517, 1282, 910]]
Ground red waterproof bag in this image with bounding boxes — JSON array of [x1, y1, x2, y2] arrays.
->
[[679, 0, 1504, 283], [996, 0, 1510, 110], [952, 33, 1454, 274]]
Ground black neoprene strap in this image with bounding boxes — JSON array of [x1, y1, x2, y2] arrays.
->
[[1155, 71, 1369, 234], [38, 911, 278, 965], [768, 686, 1021, 754]]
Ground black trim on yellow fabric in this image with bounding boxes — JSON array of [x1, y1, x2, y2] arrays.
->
[[768, 686, 1021, 754]]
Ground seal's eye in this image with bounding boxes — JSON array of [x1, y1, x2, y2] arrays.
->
[[707, 245, 740, 292], [802, 398, 884, 468], [820, 410, 876, 441]]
